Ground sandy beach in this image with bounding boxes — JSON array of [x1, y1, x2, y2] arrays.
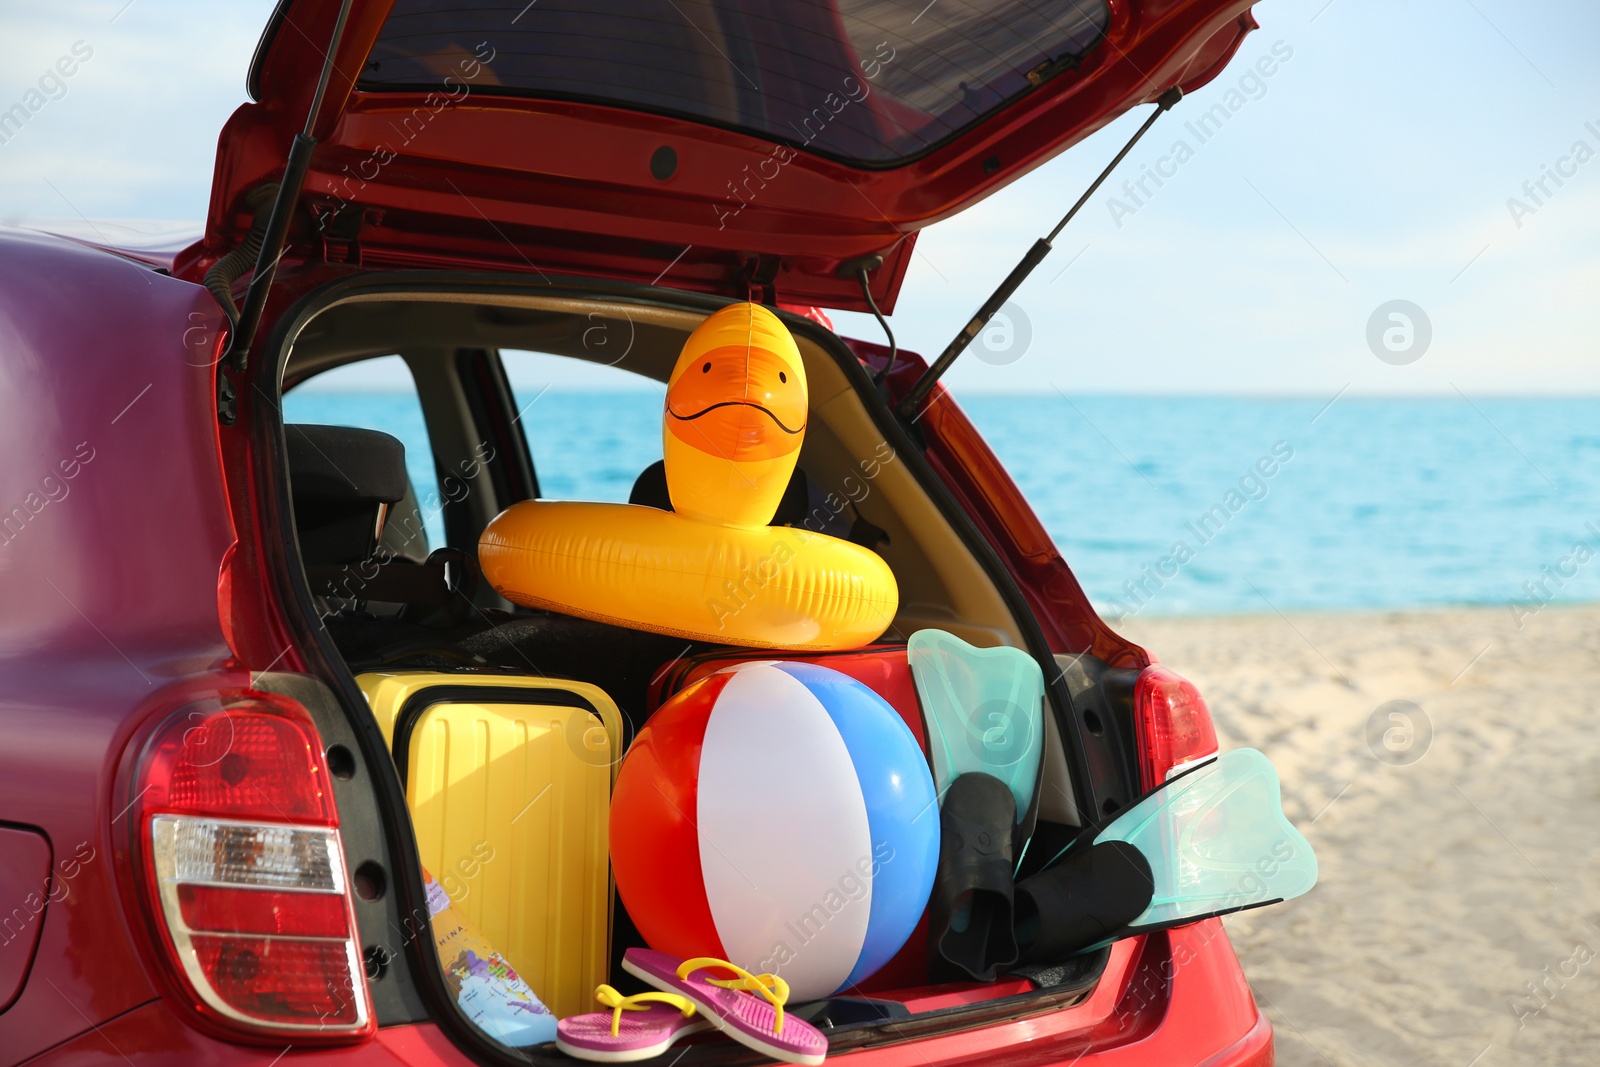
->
[[1119, 604, 1600, 1067]]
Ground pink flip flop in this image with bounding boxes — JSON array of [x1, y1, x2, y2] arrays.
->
[[621, 949, 828, 1065], [555, 984, 712, 1062]]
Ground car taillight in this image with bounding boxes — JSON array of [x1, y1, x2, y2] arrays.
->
[[129, 690, 373, 1041], [1133, 665, 1220, 789]]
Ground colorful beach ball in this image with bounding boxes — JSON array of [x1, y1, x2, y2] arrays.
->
[[611, 662, 938, 1001]]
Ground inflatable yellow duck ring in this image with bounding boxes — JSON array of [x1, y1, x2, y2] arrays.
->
[[478, 303, 899, 650]]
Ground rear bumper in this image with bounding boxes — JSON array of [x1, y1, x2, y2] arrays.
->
[[832, 920, 1270, 1066], [19, 999, 473, 1066], [23, 922, 1267, 1067]]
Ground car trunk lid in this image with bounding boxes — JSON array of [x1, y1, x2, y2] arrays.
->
[[197, 0, 1257, 310]]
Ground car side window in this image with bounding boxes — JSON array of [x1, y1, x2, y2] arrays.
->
[[498, 349, 663, 503], [282, 355, 444, 555]]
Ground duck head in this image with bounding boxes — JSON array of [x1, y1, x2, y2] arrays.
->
[[663, 302, 808, 528]]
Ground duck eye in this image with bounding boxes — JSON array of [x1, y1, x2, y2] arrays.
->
[[779, 371, 787, 383], [702, 362, 711, 373]]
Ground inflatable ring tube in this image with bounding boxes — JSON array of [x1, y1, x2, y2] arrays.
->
[[479, 500, 899, 650]]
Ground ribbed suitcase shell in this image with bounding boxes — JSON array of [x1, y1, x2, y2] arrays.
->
[[358, 671, 621, 1019]]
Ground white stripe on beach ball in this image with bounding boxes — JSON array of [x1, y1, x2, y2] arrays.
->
[[696, 665, 873, 1000]]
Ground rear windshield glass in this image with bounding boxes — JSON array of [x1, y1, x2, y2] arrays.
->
[[360, 0, 1109, 166]]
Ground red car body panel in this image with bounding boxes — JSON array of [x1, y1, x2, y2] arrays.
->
[[179, 0, 1258, 311], [0, 230, 235, 1062]]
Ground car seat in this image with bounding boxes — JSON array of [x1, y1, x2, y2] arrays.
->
[[285, 424, 481, 661], [285, 424, 410, 566]]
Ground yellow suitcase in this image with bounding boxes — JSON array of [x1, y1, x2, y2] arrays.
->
[[357, 671, 621, 1019]]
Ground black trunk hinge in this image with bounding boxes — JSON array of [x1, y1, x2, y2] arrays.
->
[[217, 370, 238, 425], [741, 253, 782, 306], [312, 203, 376, 266]]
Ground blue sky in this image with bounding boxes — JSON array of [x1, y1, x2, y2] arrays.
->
[[2, 0, 1595, 395]]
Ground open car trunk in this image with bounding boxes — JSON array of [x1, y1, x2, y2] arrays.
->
[[193, 0, 1265, 1058], [252, 273, 1154, 1059]]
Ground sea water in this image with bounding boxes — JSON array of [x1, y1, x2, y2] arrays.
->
[[284, 391, 1600, 618]]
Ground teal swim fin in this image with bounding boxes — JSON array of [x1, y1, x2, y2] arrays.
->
[[907, 629, 1044, 824], [1089, 747, 1317, 937]]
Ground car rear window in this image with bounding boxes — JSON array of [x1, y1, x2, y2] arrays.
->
[[359, 0, 1109, 166]]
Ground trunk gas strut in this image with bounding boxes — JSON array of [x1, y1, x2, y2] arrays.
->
[[217, 0, 356, 417], [897, 87, 1184, 423]]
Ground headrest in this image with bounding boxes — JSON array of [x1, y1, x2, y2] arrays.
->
[[286, 424, 409, 565], [629, 459, 810, 526]]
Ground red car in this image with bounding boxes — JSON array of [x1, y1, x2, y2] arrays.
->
[[0, 1, 1272, 1063]]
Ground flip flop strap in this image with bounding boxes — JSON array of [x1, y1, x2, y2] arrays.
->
[[594, 984, 696, 1037], [675, 956, 790, 1034]]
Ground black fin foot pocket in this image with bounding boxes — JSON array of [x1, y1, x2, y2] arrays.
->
[[1013, 840, 1153, 964], [928, 772, 1019, 982]]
